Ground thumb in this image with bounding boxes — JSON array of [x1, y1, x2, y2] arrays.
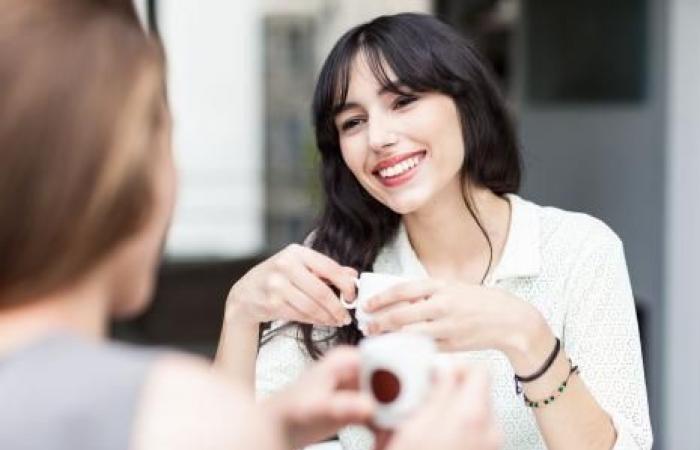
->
[[315, 346, 362, 390]]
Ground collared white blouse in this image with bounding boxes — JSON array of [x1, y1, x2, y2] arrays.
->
[[256, 194, 653, 449]]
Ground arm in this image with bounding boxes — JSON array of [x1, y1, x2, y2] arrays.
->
[[131, 355, 284, 450], [368, 288, 622, 449], [558, 234, 652, 449], [504, 310, 618, 450], [213, 244, 356, 389], [364, 231, 651, 449], [213, 300, 262, 389]]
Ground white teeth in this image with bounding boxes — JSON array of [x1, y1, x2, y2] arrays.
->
[[378, 155, 422, 178]]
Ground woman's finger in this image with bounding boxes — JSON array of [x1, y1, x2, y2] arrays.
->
[[372, 428, 393, 450], [316, 346, 363, 390], [270, 292, 312, 323], [280, 279, 338, 325], [287, 262, 350, 325], [364, 279, 442, 313], [295, 245, 358, 302], [367, 300, 441, 335], [324, 391, 375, 423], [399, 320, 449, 340]]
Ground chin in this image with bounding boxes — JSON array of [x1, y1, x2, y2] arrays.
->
[[386, 199, 425, 216], [382, 191, 432, 215]]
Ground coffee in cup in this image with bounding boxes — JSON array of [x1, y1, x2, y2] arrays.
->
[[359, 332, 438, 428]]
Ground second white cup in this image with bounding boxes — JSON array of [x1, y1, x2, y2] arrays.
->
[[359, 332, 438, 428]]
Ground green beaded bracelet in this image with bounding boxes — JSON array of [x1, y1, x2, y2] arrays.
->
[[522, 359, 579, 408]]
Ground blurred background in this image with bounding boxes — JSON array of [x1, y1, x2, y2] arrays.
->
[[115, 1, 700, 448]]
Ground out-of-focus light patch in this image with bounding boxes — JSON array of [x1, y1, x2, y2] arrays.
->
[[132, 0, 148, 32], [158, 1, 264, 259]]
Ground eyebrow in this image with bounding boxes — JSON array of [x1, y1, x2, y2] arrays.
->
[[378, 83, 407, 96], [333, 102, 359, 117], [333, 83, 410, 118]]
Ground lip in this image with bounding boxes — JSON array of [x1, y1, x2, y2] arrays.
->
[[372, 150, 427, 188], [372, 150, 426, 172]]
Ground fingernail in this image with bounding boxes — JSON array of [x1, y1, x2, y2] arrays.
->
[[334, 313, 348, 326]]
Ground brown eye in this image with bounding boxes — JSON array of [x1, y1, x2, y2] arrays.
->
[[393, 95, 417, 110], [371, 368, 401, 403], [341, 118, 362, 131]]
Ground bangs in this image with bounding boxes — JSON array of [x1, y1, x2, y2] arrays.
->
[[327, 30, 445, 117]]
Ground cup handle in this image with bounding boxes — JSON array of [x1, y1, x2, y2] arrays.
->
[[339, 278, 360, 309]]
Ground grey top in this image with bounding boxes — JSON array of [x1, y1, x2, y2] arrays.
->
[[0, 333, 159, 450]]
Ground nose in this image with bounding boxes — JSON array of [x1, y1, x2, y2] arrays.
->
[[367, 113, 398, 152]]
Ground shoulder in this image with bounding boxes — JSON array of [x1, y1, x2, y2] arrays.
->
[[7, 335, 158, 394], [0, 335, 159, 446], [131, 354, 282, 450], [516, 196, 623, 259]]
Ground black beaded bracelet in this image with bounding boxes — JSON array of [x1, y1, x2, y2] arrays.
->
[[513, 337, 561, 395], [523, 359, 580, 408]]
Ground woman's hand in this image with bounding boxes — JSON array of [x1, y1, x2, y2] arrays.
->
[[264, 347, 375, 450], [363, 279, 554, 373], [375, 365, 502, 450], [226, 244, 357, 327]]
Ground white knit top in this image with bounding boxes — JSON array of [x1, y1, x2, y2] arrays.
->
[[255, 195, 652, 449]]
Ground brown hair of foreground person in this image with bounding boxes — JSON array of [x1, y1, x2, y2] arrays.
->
[[0, 0, 167, 307], [0, 3, 379, 450]]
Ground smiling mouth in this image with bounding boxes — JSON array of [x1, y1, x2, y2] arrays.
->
[[373, 151, 427, 180]]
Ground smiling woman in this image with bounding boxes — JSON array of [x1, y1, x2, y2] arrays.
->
[[308, 11, 520, 342], [217, 12, 652, 450]]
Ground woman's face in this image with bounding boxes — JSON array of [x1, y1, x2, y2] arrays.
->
[[334, 55, 466, 215]]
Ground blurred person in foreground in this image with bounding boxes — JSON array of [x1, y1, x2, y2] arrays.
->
[[0, 1, 501, 450]]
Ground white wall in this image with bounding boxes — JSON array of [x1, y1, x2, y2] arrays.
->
[[665, 1, 700, 448], [158, 1, 264, 258]]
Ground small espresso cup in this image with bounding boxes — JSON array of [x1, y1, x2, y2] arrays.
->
[[340, 272, 410, 335], [359, 332, 439, 428]]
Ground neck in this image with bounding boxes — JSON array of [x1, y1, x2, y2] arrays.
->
[[402, 181, 511, 283], [0, 275, 111, 356]]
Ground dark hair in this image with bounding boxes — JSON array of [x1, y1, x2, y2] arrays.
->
[[297, 13, 521, 358], [0, 0, 166, 305]]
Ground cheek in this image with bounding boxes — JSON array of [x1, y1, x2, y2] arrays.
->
[[340, 139, 367, 179], [425, 107, 465, 167], [439, 132, 466, 168]]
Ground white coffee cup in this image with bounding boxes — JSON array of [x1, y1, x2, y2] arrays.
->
[[340, 272, 410, 335], [359, 332, 438, 428]]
